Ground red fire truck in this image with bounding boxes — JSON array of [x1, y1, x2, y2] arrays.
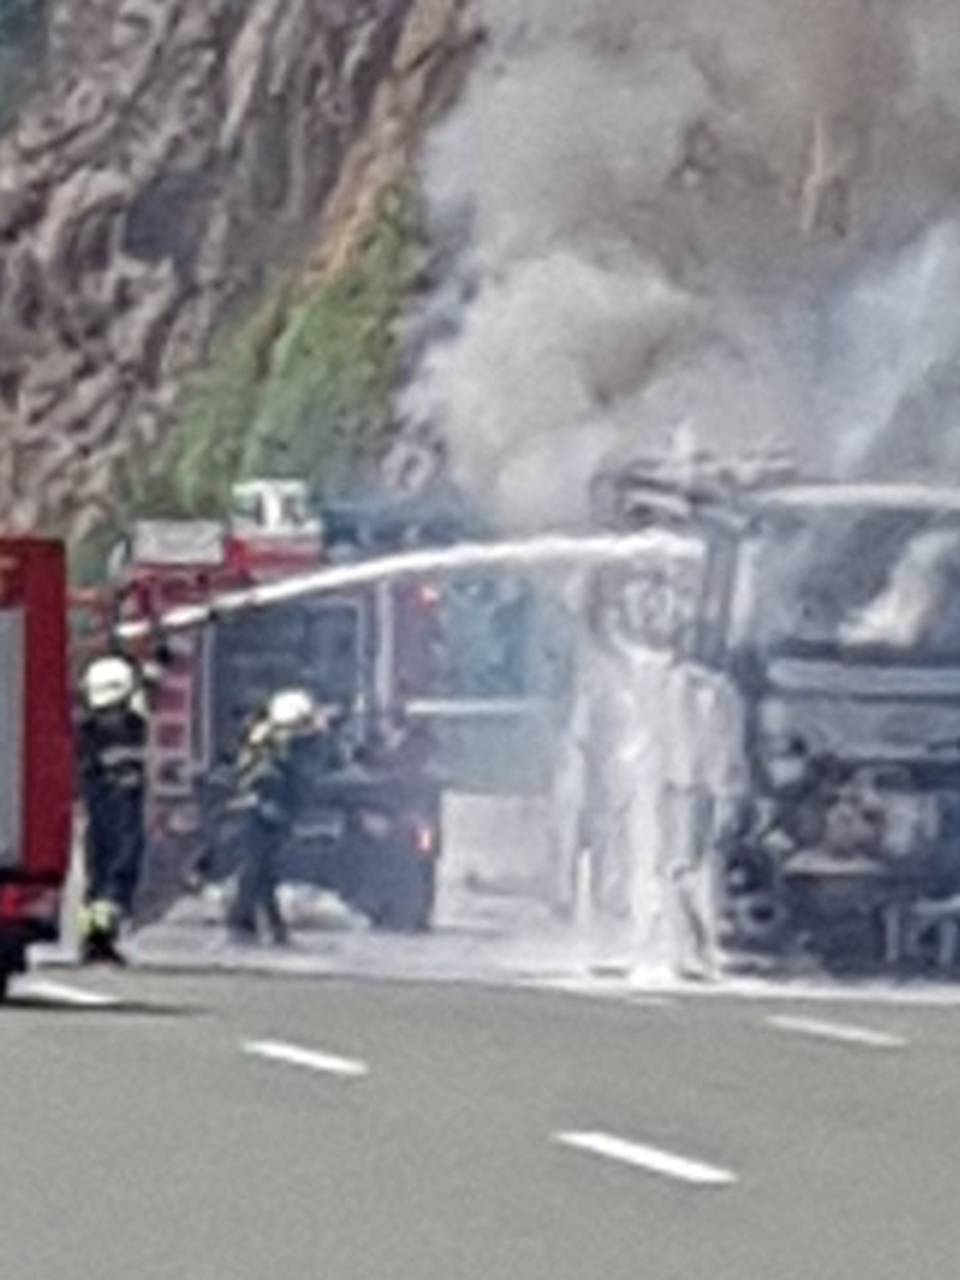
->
[[73, 480, 548, 930], [0, 538, 73, 995], [72, 483, 453, 928], [111, 485, 333, 845]]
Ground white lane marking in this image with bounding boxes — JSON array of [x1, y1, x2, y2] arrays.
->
[[23, 980, 120, 1008], [767, 1014, 906, 1049], [554, 1131, 737, 1187], [242, 1039, 369, 1078]]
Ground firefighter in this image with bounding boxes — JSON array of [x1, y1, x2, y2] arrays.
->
[[77, 654, 150, 964], [226, 688, 333, 946]]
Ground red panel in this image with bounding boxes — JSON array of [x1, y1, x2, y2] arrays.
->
[[153, 684, 189, 713], [156, 721, 187, 750], [225, 534, 324, 581], [0, 540, 73, 882], [0, 883, 62, 927]]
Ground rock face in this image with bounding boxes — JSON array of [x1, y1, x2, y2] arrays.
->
[[0, 0, 474, 537]]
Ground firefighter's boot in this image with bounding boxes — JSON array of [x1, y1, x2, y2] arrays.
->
[[80, 901, 127, 966]]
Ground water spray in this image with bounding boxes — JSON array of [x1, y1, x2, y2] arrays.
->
[[115, 529, 699, 641]]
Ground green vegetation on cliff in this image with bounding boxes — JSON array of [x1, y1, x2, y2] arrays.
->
[[73, 187, 416, 584], [148, 186, 414, 519], [74, 185, 414, 586]]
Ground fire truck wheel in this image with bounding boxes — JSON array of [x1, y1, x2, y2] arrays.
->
[[370, 848, 434, 933], [415, 860, 437, 932], [0, 969, 10, 1003]]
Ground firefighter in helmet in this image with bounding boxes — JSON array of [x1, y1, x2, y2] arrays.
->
[[77, 654, 150, 964], [226, 688, 335, 946]]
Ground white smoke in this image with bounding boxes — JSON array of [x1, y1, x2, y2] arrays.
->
[[402, 0, 960, 528], [392, 0, 960, 978], [841, 527, 960, 649]]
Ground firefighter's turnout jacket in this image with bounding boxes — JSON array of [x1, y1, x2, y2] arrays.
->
[[238, 718, 346, 826], [237, 724, 298, 830], [77, 700, 148, 948], [227, 713, 343, 941]]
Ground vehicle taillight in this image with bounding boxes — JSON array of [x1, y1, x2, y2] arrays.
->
[[414, 822, 437, 859], [0, 884, 61, 926], [418, 584, 441, 608]]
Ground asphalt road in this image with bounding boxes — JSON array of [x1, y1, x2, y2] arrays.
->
[[2, 968, 959, 1280]]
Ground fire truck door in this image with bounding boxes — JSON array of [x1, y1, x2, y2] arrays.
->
[[0, 540, 72, 983], [0, 608, 23, 870]]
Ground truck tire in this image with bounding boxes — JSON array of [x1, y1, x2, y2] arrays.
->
[[414, 860, 436, 932], [371, 848, 433, 933]]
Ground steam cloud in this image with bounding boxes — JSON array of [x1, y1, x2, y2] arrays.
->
[[841, 527, 960, 648], [401, 0, 960, 528]]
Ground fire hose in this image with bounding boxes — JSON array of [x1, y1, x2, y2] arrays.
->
[[114, 530, 701, 641]]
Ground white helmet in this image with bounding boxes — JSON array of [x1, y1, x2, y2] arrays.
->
[[267, 688, 316, 733], [82, 656, 137, 711]]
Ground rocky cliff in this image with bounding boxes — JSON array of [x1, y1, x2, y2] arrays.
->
[[0, 0, 476, 539]]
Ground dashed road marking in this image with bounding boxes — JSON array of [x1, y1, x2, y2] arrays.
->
[[22, 980, 120, 1008], [767, 1014, 906, 1049], [242, 1039, 369, 1078], [554, 1131, 737, 1187]]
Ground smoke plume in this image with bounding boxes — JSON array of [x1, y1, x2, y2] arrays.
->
[[841, 527, 960, 648], [401, 0, 960, 527]]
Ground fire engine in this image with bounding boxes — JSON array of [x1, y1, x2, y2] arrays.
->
[[75, 480, 550, 931], [0, 539, 73, 995]]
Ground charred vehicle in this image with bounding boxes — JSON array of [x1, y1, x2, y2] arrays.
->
[[720, 484, 960, 967], [595, 468, 960, 969]]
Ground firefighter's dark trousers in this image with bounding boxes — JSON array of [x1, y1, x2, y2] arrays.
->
[[83, 787, 145, 918], [228, 814, 288, 942]]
